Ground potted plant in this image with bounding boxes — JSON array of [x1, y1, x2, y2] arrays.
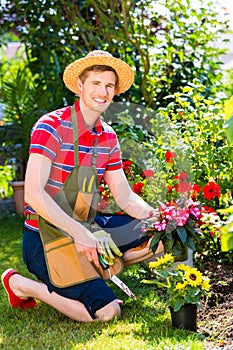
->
[[0, 66, 45, 213], [138, 196, 203, 261], [142, 253, 211, 331]]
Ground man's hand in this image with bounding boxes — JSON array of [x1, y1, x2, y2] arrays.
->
[[92, 230, 122, 265], [73, 231, 103, 268]]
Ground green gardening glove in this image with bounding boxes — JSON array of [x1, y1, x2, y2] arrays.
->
[[92, 230, 122, 266]]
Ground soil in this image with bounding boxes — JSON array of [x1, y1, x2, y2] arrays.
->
[[197, 262, 233, 349]]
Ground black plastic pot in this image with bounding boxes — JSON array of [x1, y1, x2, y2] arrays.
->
[[169, 304, 197, 332], [163, 236, 188, 262]]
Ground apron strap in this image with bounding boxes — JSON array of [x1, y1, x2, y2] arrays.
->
[[71, 104, 79, 167], [71, 104, 98, 168], [92, 138, 98, 168]]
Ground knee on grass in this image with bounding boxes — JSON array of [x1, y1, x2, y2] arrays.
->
[[95, 300, 121, 322]]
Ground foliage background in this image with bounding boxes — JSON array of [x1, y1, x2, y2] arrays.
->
[[0, 0, 230, 109], [0, 0, 232, 255]]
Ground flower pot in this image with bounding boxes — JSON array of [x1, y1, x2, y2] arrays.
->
[[169, 304, 197, 331], [162, 237, 188, 261], [9, 181, 25, 215]]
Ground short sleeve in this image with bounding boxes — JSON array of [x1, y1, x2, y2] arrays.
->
[[29, 114, 61, 161], [105, 133, 122, 171]]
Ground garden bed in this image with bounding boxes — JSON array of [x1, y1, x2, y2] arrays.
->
[[198, 261, 233, 349]]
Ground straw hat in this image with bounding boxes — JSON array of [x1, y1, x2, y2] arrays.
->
[[63, 50, 134, 96]]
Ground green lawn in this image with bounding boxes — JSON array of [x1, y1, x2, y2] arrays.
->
[[0, 214, 207, 349]]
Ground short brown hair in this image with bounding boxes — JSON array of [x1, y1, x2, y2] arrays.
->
[[79, 65, 119, 88]]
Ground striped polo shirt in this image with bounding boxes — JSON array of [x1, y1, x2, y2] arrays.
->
[[24, 99, 122, 231]]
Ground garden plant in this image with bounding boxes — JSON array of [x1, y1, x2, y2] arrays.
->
[[0, 0, 232, 348]]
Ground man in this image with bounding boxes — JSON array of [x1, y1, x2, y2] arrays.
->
[[2, 50, 163, 322]]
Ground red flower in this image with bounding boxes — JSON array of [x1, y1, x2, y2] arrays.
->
[[191, 184, 201, 200], [176, 181, 192, 193], [142, 169, 154, 178], [174, 171, 188, 182], [165, 150, 177, 163], [117, 211, 124, 215], [167, 185, 176, 193], [123, 160, 133, 170], [192, 184, 201, 193], [99, 185, 105, 193], [202, 181, 221, 200], [132, 182, 144, 194], [103, 193, 109, 200], [98, 199, 110, 211], [201, 205, 216, 214], [210, 231, 215, 237]]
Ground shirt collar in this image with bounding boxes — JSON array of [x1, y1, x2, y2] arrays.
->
[[74, 99, 103, 136]]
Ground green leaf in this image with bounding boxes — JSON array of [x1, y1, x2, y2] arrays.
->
[[176, 227, 187, 243], [173, 299, 185, 312], [223, 115, 233, 144], [150, 235, 160, 249], [221, 231, 233, 252], [185, 221, 196, 234], [186, 236, 196, 250], [141, 279, 157, 285]]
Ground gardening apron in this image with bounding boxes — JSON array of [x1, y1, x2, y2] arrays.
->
[[38, 105, 122, 288]]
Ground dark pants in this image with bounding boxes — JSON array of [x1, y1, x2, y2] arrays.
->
[[22, 214, 148, 319]]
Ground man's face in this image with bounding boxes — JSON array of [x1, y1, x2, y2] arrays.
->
[[78, 70, 116, 114]]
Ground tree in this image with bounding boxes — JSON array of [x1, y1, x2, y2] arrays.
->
[[0, 0, 229, 111]]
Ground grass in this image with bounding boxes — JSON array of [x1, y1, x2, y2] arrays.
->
[[0, 214, 208, 349]]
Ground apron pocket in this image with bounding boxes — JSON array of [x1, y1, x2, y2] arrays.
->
[[73, 192, 93, 222], [44, 236, 101, 287]]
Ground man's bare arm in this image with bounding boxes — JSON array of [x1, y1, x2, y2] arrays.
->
[[25, 153, 101, 266], [104, 169, 154, 219]]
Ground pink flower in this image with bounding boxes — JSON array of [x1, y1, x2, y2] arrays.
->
[[190, 205, 201, 219], [164, 206, 176, 220], [176, 207, 190, 226], [153, 219, 167, 231]]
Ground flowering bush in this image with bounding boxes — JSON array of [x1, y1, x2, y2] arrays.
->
[[143, 253, 211, 311], [98, 159, 153, 213], [98, 150, 226, 261]]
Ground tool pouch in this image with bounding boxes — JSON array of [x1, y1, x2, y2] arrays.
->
[[38, 216, 123, 287]]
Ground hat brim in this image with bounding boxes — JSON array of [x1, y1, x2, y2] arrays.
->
[[63, 55, 134, 96]]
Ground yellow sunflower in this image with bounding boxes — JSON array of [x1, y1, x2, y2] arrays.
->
[[176, 263, 190, 272], [149, 253, 174, 269], [185, 267, 203, 287], [175, 281, 187, 290], [201, 277, 211, 291]]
